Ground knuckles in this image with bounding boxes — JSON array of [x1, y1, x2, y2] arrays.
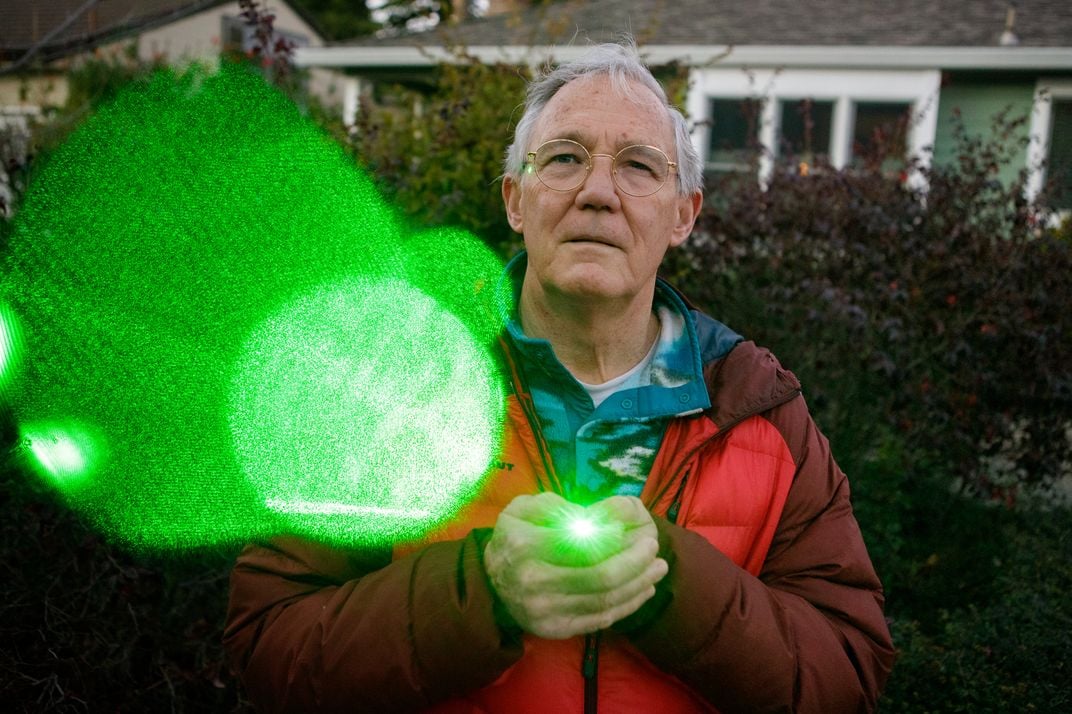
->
[[486, 494, 664, 639]]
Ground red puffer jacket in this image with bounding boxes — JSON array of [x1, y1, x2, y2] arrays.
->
[[224, 335, 895, 713]]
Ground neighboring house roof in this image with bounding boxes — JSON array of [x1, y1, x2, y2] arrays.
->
[[360, 0, 1072, 48], [0, 0, 324, 66], [299, 0, 1072, 72]]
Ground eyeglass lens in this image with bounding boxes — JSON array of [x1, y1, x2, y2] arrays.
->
[[531, 140, 670, 196]]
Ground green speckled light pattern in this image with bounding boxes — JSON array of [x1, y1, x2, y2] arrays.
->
[[230, 277, 502, 544], [1, 63, 505, 550]]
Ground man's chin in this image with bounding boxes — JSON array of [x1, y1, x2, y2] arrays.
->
[[549, 269, 629, 302]]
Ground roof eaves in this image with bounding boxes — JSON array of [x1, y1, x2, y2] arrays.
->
[[295, 44, 1072, 72], [1, 0, 229, 68]]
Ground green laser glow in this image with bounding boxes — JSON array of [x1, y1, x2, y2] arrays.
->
[[265, 499, 432, 519], [567, 516, 599, 540], [230, 278, 503, 546], [2, 62, 505, 551], [22, 421, 100, 488], [0, 303, 23, 396], [553, 508, 626, 566], [402, 227, 507, 345], [30, 432, 86, 476]]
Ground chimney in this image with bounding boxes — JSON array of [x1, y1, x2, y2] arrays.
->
[[484, 0, 524, 15], [1000, 1, 1020, 46], [449, 0, 468, 24]]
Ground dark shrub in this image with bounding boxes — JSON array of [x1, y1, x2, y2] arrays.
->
[[662, 111, 1072, 710], [665, 120, 1071, 504], [353, 52, 529, 256]]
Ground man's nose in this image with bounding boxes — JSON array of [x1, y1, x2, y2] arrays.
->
[[576, 153, 620, 203]]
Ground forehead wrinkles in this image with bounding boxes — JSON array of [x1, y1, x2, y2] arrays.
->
[[532, 75, 673, 150]]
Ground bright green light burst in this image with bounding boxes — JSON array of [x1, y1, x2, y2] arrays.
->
[[1, 62, 505, 551], [22, 421, 101, 488], [229, 278, 503, 546], [554, 508, 625, 566], [567, 516, 599, 540]]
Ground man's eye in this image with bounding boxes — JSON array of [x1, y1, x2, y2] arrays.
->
[[622, 159, 655, 174], [548, 153, 582, 165]]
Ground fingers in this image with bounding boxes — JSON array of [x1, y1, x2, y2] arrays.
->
[[486, 536, 668, 638], [526, 556, 669, 616], [490, 511, 595, 565], [522, 535, 662, 594], [485, 493, 669, 640], [495, 493, 634, 567], [501, 491, 581, 527], [519, 558, 669, 639], [588, 495, 657, 535]]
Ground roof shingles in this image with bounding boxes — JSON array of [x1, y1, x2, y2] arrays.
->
[[366, 0, 1072, 49], [0, 0, 225, 54]]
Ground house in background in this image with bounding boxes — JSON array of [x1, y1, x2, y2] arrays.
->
[[0, 0, 345, 138], [297, 0, 1072, 208]]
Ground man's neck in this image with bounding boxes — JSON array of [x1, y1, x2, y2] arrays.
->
[[518, 279, 660, 385]]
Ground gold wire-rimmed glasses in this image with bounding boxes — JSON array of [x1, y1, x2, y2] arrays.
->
[[524, 138, 678, 197]]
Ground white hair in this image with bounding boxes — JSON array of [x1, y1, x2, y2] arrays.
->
[[503, 40, 703, 196]]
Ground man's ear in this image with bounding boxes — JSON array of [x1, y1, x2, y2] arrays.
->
[[502, 175, 524, 234], [669, 190, 703, 248]]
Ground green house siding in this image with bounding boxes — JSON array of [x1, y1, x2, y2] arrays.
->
[[933, 79, 1035, 186]]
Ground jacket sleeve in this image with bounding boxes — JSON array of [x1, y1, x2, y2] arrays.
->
[[622, 395, 896, 713], [223, 530, 523, 713]]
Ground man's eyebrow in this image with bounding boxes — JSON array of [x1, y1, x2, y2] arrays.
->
[[553, 130, 591, 146], [551, 130, 648, 151]]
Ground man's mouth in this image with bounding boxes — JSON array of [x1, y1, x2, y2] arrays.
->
[[566, 236, 618, 248]]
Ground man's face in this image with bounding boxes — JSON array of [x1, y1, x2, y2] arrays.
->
[[503, 75, 701, 305]]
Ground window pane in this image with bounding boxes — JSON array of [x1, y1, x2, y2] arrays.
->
[[708, 98, 760, 171], [1048, 99, 1072, 210], [852, 102, 911, 169], [778, 99, 833, 166]]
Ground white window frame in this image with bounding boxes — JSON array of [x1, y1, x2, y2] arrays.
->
[[770, 96, 838, 163], [1026, 78, 1072, 204], [687, 68, 941, 186]]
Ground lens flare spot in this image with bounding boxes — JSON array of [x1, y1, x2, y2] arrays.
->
[[23, 422, 100, 488], [229, 277, 505, 546]]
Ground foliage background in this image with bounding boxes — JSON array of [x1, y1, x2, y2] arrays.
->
[[2, 17, 1072, 713], [662, 131, 1072, 712], [352, 52, 528, 256]]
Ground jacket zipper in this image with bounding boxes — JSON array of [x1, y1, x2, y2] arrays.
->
[[577, 392, 804, 712], [582, 631, 601, 714]]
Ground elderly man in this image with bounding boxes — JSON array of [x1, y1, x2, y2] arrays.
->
[[225, 41, 895, 713]]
